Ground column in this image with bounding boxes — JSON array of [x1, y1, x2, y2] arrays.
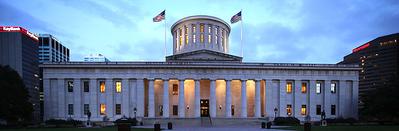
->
[[122, 79, 130, 117], [105, 79, 113, 118], [136, 79, 145, 117], [163, 79, 170, 118], [74, 78, 82, 119], [57, 79, 65, 118], [178, 80, 185, 118], [255, 80, 261, 118], [43, 78, 51, 120], [294, 80, 301, 117], [309, 80, 317, 119], [194, 79, 201, 117], [324, 80, 331, 118], [148, 79, 155, 117], [279, 80, 286, 117], [89, 78, 98, 119], [352, 80, 359, 119], [241, 80, 247, 117], [265, 79, 274, 117], [210, 79, 216, 117], [225, 80, 232, 118], [338, 80, 346, 117]]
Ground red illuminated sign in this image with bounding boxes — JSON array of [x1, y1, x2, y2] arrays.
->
[[352, 43, 370, 53], [0, 26, 39, 42]]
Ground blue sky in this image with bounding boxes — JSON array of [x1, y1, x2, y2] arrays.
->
[[1, 0, 398, 63]]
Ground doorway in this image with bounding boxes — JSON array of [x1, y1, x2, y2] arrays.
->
[[200, 99, 209, 117]]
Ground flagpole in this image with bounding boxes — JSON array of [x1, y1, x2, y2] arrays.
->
[[240, 9, 243, 58], [164, 10, 167, 57]]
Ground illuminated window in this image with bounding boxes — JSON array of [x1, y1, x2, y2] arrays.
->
[[215, 27, 218, 35], [316, 82, 321, 94], [115, 81, 122, 93], [193, 35, 196, 43], [172, 84, 178, 95], [215, 36, 218, 45], [200, 24, 204, 33], [192, 25, 196, 33], [200, 34, 204, 43], [301, 82, 307, 93], [68, 104, 74, 115], [100, 81, 105, 93], [286, 82, 292, 93], [67, 80, 73, 92], [100, 104, 106, 115], [331, 105, 336, 115], [83, 81, 89, 92], [286, 105, 292, 116], [208, 25, 212, 33], [331, 82, 336, 93], [179, 28, 183, 46], [208, 34, 211, 43], [175, 31, 178, 49], [84, 104, 89, 115], [115, 104, 121, 115], [316, 105, 321, 115], [301, 105, 307, 115], [185, 26, 188, 44]]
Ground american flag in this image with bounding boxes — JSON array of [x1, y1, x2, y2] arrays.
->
[[153, 10, 165, 22], [230, 11, 241, 24]]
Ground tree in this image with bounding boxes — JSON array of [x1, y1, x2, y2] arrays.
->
[[361, 74, 399, 122], [0, 65, 33, 125]]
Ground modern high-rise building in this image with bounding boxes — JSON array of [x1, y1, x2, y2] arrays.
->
[[84, 54, 110, 62], [38, 34, 70, 121], [340, 33, 398, 105], [0, 26, 40, 122], [38, 34, 70, 63]]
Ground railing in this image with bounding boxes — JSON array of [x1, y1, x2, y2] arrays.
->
[[42, 61, 359, 68]]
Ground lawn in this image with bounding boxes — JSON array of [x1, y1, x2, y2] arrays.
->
[[278, 125, 399, 131], [0, 127, 153, 131]]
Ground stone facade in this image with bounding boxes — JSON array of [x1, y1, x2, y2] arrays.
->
[[41, 15, 359, 122]]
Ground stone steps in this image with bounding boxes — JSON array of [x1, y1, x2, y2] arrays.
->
[[141, 118, 265, 127]]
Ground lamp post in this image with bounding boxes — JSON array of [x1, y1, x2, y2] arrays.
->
[[134, 107, 137, 118], [274, 108, 278, 119]]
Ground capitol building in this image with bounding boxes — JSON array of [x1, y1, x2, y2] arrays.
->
[[41, 15, 359, 122]]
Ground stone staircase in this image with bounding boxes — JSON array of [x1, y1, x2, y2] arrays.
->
[[141, 117, 265, 127]]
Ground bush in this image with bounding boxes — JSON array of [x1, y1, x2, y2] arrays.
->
[[45, 119, 83, 127], [273, 117, 300, 125], [114, 117, 137, 126], [326, 117, 358, 124]]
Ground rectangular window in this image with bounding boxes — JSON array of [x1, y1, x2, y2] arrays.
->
[[331, 105, 336, 115], [301, 105, 307, 115], [100, 104, 106, 115], [200, 34, 204, 43], [286, 82, 292, 93], [68, 104, 74, 115], [193, 34, 196, 43], [67, 81, 74, 92], [83, 81, 89, 92], [286, 104, 292, 116], [100, 81, 105, 93], [208, 25, 212, 33], [208, 34, 211, 43], [192, 25, 196, 33], [179, 28, 183, 46], [200, 24, 204, 33], [185, 26, 188, 44], [331, 82, 336, 93], [115, 81, 122, 93], [175, 31, 178, 48], [215, 27, 218, 35], [172, 84, 178, 95], [221, 29, 225, 46], [115, 104, 121, 115], [316, 105, 321, 115], [301, 82, 307, 93], [316, 82, 321, 94], [173, 105, 178, 116], [84, 104, 90, 115]]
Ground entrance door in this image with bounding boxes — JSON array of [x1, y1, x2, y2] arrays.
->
[[200, 99, 209, 117]]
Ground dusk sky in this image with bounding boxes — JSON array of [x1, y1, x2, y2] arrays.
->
[[1, 0, 398, 63]]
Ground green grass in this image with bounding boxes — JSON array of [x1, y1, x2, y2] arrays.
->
[[0, 127, 153, 131], [278, 125, 399, 131]]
